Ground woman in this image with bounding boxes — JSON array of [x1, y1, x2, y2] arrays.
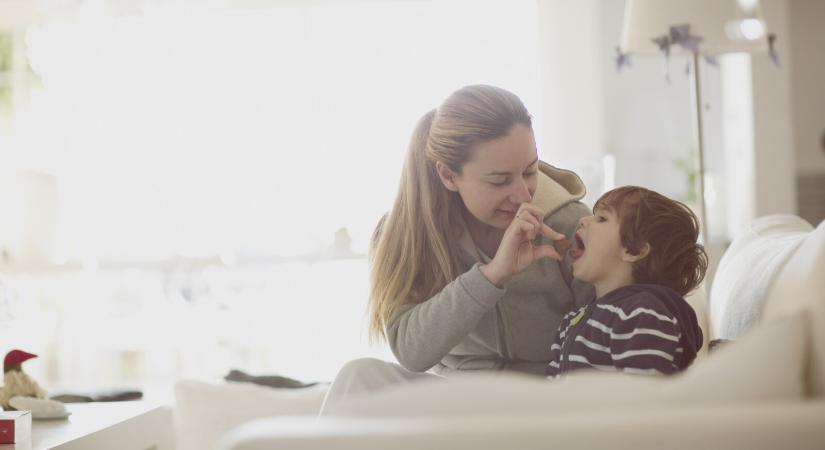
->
[[323, 85, 594, 407]]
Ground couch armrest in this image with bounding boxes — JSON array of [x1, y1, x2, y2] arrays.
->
[[218, 401, 825, 450], [174, 380, 327, 450]]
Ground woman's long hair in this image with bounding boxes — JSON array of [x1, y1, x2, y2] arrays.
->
[[367, 85, 532, 342]]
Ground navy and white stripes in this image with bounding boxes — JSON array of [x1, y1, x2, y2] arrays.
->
[[546, 284, 702, 378]]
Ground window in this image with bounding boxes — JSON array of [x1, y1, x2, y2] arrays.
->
[[1, 0, 541, 384]]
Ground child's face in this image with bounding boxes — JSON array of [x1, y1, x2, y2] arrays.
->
[[570, 205, 627, 285]]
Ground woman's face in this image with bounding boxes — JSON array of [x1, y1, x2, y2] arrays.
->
[[441, 124, 539, 231]]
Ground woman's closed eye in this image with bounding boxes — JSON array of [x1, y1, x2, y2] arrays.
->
[[490, 171, 536, 187]]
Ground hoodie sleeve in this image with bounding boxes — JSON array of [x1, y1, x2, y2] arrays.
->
[[385, 263, 505, 372]]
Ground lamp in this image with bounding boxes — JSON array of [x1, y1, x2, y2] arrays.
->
[[619, 0, 774, 243]]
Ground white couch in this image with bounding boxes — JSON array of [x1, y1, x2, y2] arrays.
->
[[175, 214, 825, 450]]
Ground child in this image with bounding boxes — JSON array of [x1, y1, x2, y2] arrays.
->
[[546, 186, 707, 377]]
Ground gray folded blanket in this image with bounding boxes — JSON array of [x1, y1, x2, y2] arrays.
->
[[50, 389, 143, 403], [224, 369, 321, 388]]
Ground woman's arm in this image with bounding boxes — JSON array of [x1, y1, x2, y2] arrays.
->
[[386, 264, 505, 372], [372, 213, 504, 372]]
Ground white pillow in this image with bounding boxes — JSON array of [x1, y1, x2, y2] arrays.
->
[[763, 217, 825, 321], [325, 311, 806, 417], [710, 214, 812, 340], [174, 380, 328, 450]]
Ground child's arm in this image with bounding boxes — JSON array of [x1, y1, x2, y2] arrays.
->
[[545, 306, 583, 378]]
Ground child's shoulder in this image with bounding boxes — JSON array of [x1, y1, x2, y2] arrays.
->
[[601, 284, 685, 316], [597, 285, 702, 346]]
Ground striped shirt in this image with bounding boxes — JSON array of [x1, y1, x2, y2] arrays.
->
[[546, 284, 702, 378]]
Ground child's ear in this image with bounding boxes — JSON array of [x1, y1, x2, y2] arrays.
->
[[622, 243, 650, 263], [435, 161, 460, 192]]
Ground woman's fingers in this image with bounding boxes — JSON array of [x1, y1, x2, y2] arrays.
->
[[485, 209, 553, 285], [515, 223, 563, 264], [500, 203, 570, 271], [515, 203, 566, 242], [516, 219, 537, 241], [515, 204, 544, 224], [534, 243, 563, 262], [515, 206, 542, 240], [515, 211, 537, 225], [540, 222, 566, 241]]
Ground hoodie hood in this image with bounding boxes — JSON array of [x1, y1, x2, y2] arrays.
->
[[532, 161, 587, 218]]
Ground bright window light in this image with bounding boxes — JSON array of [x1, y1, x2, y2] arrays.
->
[[4, 0, 541, 383], [20, 0, 541, 264]]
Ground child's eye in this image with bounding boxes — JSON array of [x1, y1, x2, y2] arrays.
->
[[596, 215, 607, 222], [490, 179, 509, 187], [524, 171, 537, 177]]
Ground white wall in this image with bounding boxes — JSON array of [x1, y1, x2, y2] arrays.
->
[[538, 0, 804, 236], [751, 0, 797, 218], [599, 0, 697, 204], [537, 0, 698, 209], [788, 0, 825, 176], [537, 0, 606, 166]]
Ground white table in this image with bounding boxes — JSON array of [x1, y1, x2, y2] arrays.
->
[[0, 401, 174, 450]]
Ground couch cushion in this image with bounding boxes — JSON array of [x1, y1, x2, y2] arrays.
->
[[710, 214, 813, 340], [174, 379, 328, 450], [684, 284, 710, 358], [763, 217, 825, 397], [323, 309, 807, 417]]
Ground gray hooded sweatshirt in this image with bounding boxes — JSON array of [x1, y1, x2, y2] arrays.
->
[[386, 161, 595, 376]]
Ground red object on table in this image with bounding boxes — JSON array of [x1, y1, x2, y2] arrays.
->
[[0, 411, 32, 444]]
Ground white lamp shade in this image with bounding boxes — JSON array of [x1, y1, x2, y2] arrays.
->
[[621, 0, 769, 55], [0, 0, 43, 30]]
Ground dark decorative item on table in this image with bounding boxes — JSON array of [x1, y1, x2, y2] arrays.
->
[[224, 369, 321, 389], [49, 388, 143, 403]]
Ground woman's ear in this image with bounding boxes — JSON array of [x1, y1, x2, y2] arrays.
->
[[435, 161, 460, 192], [622, 242, 650, 263]]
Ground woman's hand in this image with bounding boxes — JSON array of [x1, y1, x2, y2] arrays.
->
[[480, 204, 567, 287]]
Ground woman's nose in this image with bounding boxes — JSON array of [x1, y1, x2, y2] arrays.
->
[[509, 177, 532, 204]]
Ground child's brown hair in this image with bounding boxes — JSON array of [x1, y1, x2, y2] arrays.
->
[[594, 186, 708, 296]]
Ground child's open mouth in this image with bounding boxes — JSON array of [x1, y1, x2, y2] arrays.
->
[[570, 233, 585, 262]]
